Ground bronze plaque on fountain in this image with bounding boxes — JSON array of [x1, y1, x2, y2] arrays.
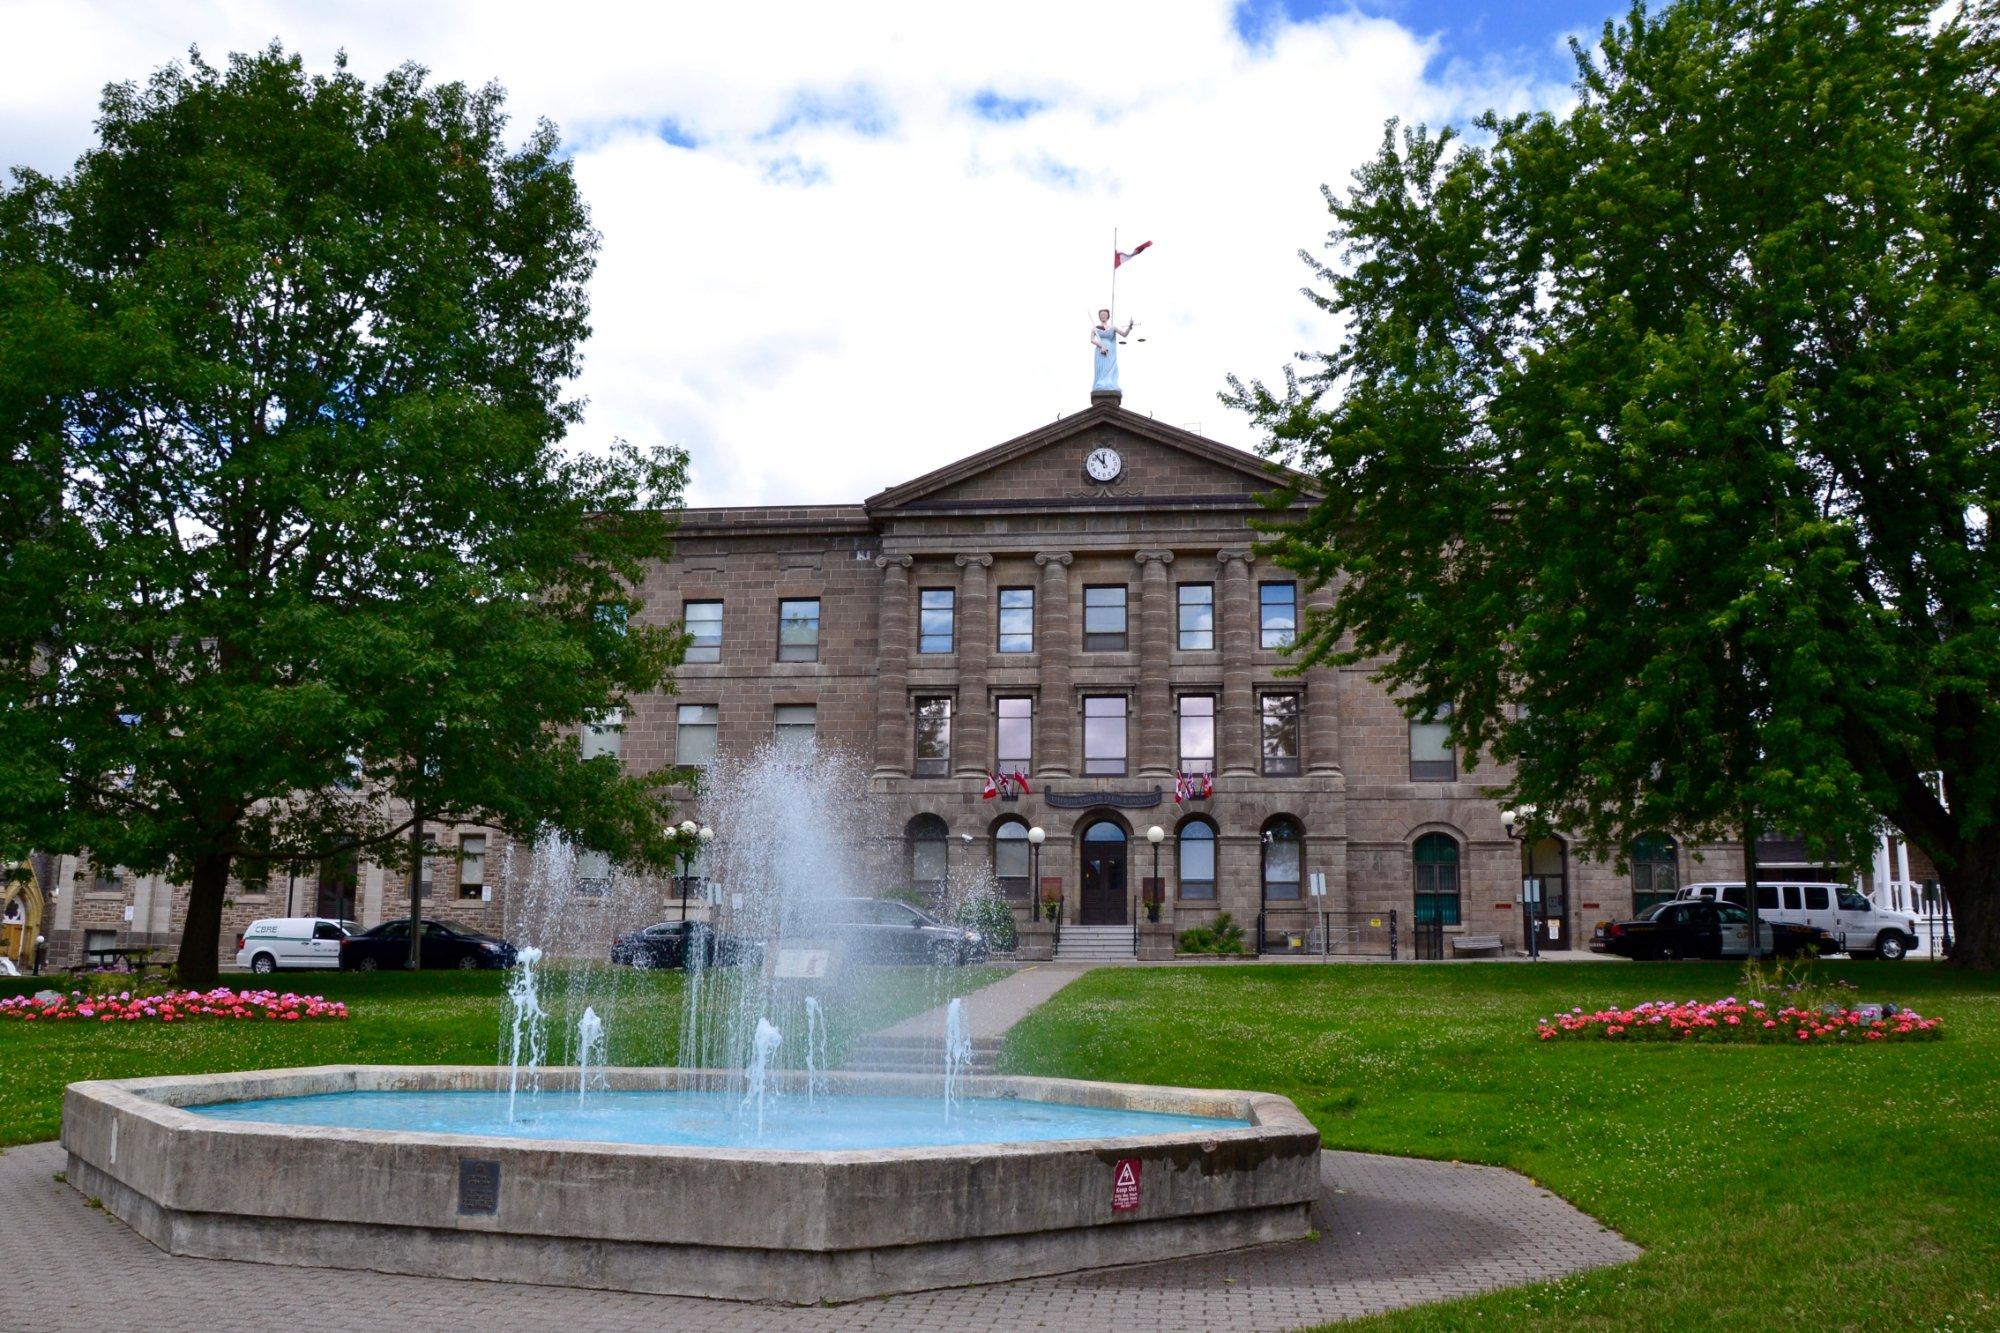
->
[[458, 1159, 501, 1215]]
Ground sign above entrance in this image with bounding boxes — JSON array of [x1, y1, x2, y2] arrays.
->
[[1045, 787, 1165, 810]]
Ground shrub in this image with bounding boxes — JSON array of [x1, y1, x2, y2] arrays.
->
[[955, 895, 1018, 952], [1178, 912, 1247, 956]]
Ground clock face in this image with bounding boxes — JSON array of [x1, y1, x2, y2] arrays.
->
[[1084, 446, 1123, 483]]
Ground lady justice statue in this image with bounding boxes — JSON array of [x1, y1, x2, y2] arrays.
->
[[1091, 308, 1134, 393]]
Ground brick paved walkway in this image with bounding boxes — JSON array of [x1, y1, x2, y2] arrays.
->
[[1, 1140, 1638, 1332]]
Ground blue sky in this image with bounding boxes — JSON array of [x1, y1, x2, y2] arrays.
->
[[1236, 0, 1630, 74], [2, 1, 1612, 506]]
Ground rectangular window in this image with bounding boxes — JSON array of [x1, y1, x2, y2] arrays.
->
[[91, 864, 123, 894], [919, 588, 955, 654], [1409, 705, 1455, 781], [1804, 885, 1830, 910], [1260, 693, 1301, 776], [676, 704, 718, 767], [773, 704, 817, 756], [777, 598, 821, 662], [914, 698, 953, 776], [1082, 585, 1128, 652], [1177, 583, 1215, 651], [458, 835, 487, 900], [683, 601, 722, 663], [574, 850, 611, 897], [1179, 827, 1217, 900], [1178, 695, 1216, 773], [995, 697, 1034, 770], [1782, 885, 1802, 910], [1083, 695, 1128, 776], [1259, 582, 1298, 649], [997, 586, 1035, 653], [581, 708, 623, 761], [419, 853, 434, 899]]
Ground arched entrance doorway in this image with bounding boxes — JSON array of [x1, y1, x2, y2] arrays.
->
[[1, 864, 43, 968], [1079, 820, 1129, 925]]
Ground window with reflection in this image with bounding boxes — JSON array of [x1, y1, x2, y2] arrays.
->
[[1178, 818, 1217, 899], [993, 819, 1031, 901], [1261, 817, 1303, 901], [1083, 695, 1128, 775]]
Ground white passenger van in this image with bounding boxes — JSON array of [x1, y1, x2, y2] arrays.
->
[[233, 917, 350, 973], [1676, 882, 1921, 960]]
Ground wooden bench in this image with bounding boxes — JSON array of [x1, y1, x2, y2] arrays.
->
[[1450, 934, 1505, 957]]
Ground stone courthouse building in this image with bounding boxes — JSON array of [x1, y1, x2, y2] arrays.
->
[[40, 386, 1852, 969]]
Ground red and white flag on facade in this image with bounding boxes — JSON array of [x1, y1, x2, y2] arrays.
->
[[1009, 769, 1034, 796], [981, 773, 1000, 800], [1113, 240, 1153, 269], [982, 771, 1036, 800], [1173, 770, 1214, 804]]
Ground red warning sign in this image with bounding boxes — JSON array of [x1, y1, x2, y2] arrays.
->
[[1111, 1157, 1141, 1211]]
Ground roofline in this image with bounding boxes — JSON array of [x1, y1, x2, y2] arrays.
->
[[862, 398, 1314, 514]]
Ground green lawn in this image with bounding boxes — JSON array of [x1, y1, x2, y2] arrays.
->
[[1002, 961, 2000, 1330], [0, 962, 1003, 1147]]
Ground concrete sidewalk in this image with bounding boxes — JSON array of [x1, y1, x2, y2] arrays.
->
[[870, 961, 1097, 1042]]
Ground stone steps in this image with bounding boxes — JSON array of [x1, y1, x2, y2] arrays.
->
[[842, 1035, 1003, 1075], [1057, 926, 1136, 961]]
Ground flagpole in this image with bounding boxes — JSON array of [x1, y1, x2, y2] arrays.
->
[[1110, 226, 1118, 318]]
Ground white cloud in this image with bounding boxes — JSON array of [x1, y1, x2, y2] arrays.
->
[[0, 0, 1568, 506]]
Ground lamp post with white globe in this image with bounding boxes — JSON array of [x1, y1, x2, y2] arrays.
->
[[1028, 826, 1047, 921], [676, 820, 713, 923], [1145, 825, 1166, 923]]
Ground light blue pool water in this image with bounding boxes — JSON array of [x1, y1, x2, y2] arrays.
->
[[183, 1089, 1249, 1150]]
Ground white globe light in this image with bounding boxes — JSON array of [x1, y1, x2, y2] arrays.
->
[[1147, 825, 1165, 844], [679, 819, 697, 837], [1027, 826, 1046, 846], [697, 825, 714, 843]]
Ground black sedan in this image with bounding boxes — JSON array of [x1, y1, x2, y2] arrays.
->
[[1592, 901, 1835, 960], [340, 918, 517, 971], [611, 921, 759, 970], [820, 897, 991, 966]]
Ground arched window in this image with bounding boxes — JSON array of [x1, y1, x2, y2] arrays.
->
[[1261, 817, 1303, 901], [1631, 834, 1677, 911], [993, 819, 1030, 902], [1413, 833, 1461, 925], [1178, 818, 1217, 900], [906, 814, 948, 898]]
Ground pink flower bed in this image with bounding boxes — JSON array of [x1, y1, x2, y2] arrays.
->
[[0, 988, 349, 1024], [1536, 997, 1941, 1044]]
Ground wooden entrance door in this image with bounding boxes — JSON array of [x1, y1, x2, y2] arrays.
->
[[1079, 821, 1129, 925]]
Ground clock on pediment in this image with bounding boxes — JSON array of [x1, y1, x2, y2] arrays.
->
[[1083, 445, 1124, 483]]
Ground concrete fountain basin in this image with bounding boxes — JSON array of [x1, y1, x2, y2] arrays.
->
[[61, 1064, 1321, 1303]]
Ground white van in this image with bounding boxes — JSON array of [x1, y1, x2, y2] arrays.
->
[[1676, 882, 1921, 960], [234, 917, 350, 973]]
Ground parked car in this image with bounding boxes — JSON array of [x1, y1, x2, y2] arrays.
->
[[611, 920, 759, 970], [1591, 900, 1835, 960], [818, 897, 990, 966], [0, 957, 19, 978], [233, 917, 350, 973], [340, 918, 517, 971], [1676, 881, 1921, 961]]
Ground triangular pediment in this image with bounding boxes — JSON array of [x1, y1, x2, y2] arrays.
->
[[864, 401, 1308, 515]]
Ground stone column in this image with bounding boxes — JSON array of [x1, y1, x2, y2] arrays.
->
[[1035, 551, 1075, 777], [954, 553, 993, 777], [1218, 548, 1257, 777], [1134, 549, 1176, 776], [872, 554, 914, 778], [1304, 580, 1342, 775]]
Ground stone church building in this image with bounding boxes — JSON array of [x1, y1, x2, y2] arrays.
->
[[41, 388, 1845, 969]]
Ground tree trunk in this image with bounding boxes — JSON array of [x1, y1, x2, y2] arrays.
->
[[175, 848, 234, 988], [406, 809, 425, 970], [1940, 827, 2000, 972]]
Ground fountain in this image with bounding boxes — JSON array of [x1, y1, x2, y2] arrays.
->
[[58, 742, 1320, 1302]]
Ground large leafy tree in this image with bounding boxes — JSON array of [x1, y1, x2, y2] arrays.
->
[[0, 46, 688, 985], [1235, 0, 2000, 966]]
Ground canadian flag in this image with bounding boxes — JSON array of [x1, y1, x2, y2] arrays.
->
[[983, 771, 1036, 800], [981, 774, 1000, 800], [1174, 770, 1215, 804], [1113, 240, 1153, 269]]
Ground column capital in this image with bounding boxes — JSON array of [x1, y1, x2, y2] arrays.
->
[[954, 552, 994, 569], [1216, 548, 1255, 569], [1034, 551, 1074, 569], [874, 553, 914, 571], [1133, 549, 1176, 568]]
